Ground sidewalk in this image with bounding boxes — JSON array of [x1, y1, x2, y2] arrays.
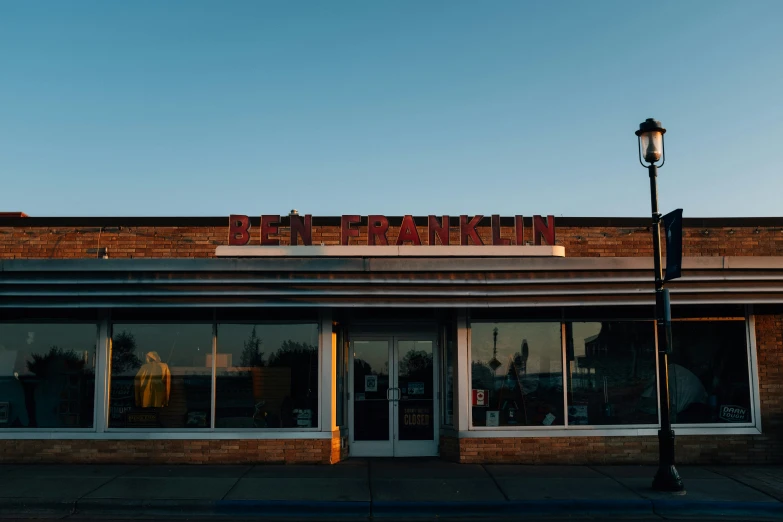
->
[[3, 460, 783, 520]]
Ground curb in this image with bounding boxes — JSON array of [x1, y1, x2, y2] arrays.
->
[[371, 499, 653, 518], [654, 499, 783, 519], [74, 499, 220, 517], [371, 499, 783, 519], [4, 498, 783, 520], [0, 498, 76, 517], [215, 500, 371, 519], [72, 499, 371, 520]]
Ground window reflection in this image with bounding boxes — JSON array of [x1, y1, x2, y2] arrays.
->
[[668, 321, 751, 424], [566, 322, 657, 426], [0, 324, 97, 429], [109, 324, 212, 429], [353, 340, 391, 441], [215, 324, 319, 429], [471, 323, 564, 427]]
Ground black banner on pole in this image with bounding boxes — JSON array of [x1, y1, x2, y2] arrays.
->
[[663, 209, 683, 282], [663, 288, 673, 354]]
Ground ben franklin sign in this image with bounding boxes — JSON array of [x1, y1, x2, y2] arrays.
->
[[228, 214, 556, 246]]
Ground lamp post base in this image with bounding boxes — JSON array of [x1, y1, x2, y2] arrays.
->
[[652, 430, 684, 492], [653, 465, 684, 492]]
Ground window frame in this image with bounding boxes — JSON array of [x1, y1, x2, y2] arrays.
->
[[439, 320, 457, 429]]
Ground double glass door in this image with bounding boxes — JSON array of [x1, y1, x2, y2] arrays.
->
[[349, 334, 439, 457]]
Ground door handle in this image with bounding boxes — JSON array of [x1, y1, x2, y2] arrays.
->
[[387, 387, 400, 402]]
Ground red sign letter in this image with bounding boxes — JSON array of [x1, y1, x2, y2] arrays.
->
[[533, 215, 556, 245], [290, 214, 312, 246], [491, 215, 510, 245], [515, 215, 524, 245], [428, 215, 450, 246], [261, 215, 281, 245], [229, 214, 250, 246], [460, 215, 484, 245], [341, 215, 361, 245], [396, 215, 422, 245], [367, 215, 389, 245]]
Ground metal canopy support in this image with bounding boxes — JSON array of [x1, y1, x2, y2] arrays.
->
[[455, 309, 470, 432], [94, 310, 110, 432], [319, 309, 335, 433]]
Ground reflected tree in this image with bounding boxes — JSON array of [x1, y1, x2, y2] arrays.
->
[[268, 340, 317, 409], [27, 346, 84, 377], [112, 331, 142, 374], [400, 349, 432, 380], [354, 358, 373, 376], [240, 326, 265, 367], [471, 360, 495, 390]]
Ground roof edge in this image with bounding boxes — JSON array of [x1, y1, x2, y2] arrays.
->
[[1, 216, 782, 228]]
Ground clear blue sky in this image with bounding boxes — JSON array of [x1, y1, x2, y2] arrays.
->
[[1, 1, 782, 217]]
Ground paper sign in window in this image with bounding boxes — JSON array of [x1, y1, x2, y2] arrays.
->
[[408, 382, 424, 395]]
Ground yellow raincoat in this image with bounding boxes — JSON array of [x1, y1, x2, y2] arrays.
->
[[135, 351, 171, 408]]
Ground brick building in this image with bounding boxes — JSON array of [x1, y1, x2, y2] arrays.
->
[[0, 213, 781, 465]]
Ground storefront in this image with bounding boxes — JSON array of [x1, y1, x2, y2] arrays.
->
[[1, 214, 782, 464]]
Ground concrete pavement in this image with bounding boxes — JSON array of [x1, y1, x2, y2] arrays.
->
[[2, 460, 783, 520]]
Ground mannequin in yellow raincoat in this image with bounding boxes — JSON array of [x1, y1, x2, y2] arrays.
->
[[135, 351, 171, 408]]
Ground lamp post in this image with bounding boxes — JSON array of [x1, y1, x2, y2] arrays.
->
[[636, 118, 684, 492]]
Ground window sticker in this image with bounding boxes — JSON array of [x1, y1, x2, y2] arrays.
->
[[408, 382, 424, 395]]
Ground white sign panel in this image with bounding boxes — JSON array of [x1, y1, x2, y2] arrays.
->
[[486, 411, 500, 427]]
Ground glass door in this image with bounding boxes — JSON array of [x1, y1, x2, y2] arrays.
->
[[394, 338, 438, 457], [350, 339, 394, 457], [349, 334, 438, 457]]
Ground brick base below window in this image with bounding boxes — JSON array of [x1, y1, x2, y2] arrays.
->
[[440, 434, 783, 465], [0, 433, 346, 465], [3, 432, 781, 465]]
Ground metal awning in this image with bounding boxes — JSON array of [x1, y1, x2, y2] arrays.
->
[[2, 256, 783, 308]]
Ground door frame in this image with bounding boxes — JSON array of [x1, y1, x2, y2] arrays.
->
[[348, 327, 440, 457]]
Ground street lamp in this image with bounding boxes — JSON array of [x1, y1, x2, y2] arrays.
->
[[636, 118, 684, 492]]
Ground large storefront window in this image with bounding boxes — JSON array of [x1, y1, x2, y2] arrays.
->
[[669, 320, 752, 424], [0, 323, 97, 429], [109, 324, 213, 429], [469, 315, 758, 430], [567, 322, 657, 426], [471, 323, 564, 427], [215, 323, 319, 429]]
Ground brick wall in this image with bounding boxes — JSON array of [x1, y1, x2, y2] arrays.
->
[[0, 438, 335, 465], [445, 433, 779, 465], [2, 222, 782, 259], [0, 430, 346, 465]]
